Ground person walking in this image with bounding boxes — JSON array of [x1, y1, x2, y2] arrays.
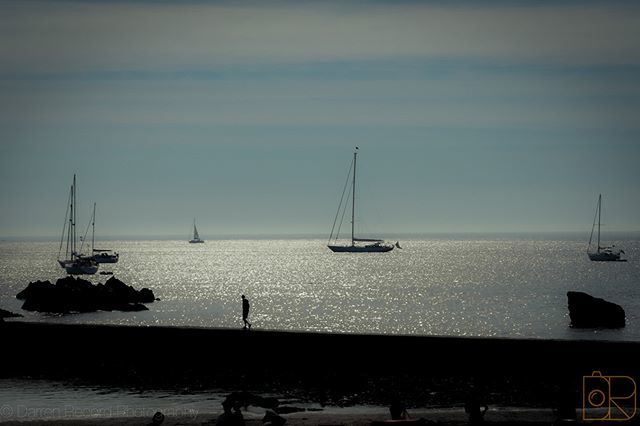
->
[[241, 294, 251, 330]]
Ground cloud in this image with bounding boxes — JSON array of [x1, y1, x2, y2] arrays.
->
[[2, 59, 639, 131], [1, 1, 640, 74], [1, 1, 639, 134]]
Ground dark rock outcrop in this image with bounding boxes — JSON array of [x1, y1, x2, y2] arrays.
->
[[567, 291, 625, 328], [0, 308, 23, 320], [263, 410, 286, 426], [17, 276, 155, 314], [138, 288, 156, 303], [16, 280, 53, 300]]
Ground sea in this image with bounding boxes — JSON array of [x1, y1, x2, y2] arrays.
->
[[1, 235, 639, 422], [1, 235, 639, 341]]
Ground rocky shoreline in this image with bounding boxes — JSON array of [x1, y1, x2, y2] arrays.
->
[[16, 276, 156, 313]]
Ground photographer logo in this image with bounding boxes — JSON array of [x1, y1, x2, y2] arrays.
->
[[583, 371, 636, 421]]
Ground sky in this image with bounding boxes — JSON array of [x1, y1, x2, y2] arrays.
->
[[1, 0, 639, 239]]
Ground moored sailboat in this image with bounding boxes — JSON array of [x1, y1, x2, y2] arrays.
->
[[327, 148, 395, 253], [88, 203, 119, 264], [587, 194, 626, 262], [57, 175, 99, 275]]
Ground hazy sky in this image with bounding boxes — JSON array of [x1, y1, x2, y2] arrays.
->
[[1, 0, 639, 238]]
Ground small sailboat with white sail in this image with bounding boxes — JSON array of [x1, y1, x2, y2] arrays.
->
[[328, 147, 395, 253], [587, 194, 626, 262], [57, 175, 99, 275], [189, 219, 205, 243]]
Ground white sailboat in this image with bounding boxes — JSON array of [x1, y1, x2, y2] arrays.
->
[[328, 147, 395, 253], [88, 203, 119, 263], [587, 194, 626, 262], [189, 219, 204, 243], [57, 175, 99, 275]]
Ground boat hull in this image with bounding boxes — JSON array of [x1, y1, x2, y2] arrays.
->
[[60, 260, 99, 275], [189, 239, 205, 244], [328, 244, 394, 253], [92, 253, 119, 263], [588, 252, 626, 262]]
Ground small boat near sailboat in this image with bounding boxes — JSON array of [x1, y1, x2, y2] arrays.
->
[[189, 219, 205, 243], [587, 194, 626, 262], [327, 148, 395, 253], [57, 175, 99, 275]]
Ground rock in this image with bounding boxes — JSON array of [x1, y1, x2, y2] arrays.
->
[[567, 291, 625, 328], [18, 276, 156, 314], [151, 411, 165, 425], [104, 277, 155, 304], [104, 276, 138, 300], [138, 288, 155, 303], [16, 280, 53, 300], [263, 410, 286, 426], [0, 308, 23, 319], [111, 303, 149, 312]]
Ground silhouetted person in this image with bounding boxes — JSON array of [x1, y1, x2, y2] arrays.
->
[[241, 294, 251, 330]]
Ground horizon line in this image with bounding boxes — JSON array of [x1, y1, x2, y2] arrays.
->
[[2, 229, 640, 242]]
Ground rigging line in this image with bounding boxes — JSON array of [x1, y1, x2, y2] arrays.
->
[[335, 182, 352, 243], [588, 195, 599, 249], [67, 184, 73, 258], [328, 157, 354, 244], [79, 204, 94, 256], [58, 186, 72, 259]]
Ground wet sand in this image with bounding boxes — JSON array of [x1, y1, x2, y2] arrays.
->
[[0, 407, 558, 425]]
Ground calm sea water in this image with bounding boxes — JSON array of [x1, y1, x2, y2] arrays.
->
[[1, 238, 639, 341]]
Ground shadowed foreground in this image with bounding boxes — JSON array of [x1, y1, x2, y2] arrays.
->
[[1, 322, 639, 424]]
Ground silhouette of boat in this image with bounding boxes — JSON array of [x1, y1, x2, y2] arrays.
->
[[189, 218, 205, 243], [57, 175, 99, 275], [328, 147, 394, 253], [587, 194, 626, 262], [88, 203, 119, 263]]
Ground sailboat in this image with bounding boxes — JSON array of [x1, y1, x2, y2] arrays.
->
[[189, 219, 205, 243], [328, 148, 395, 253], [587, 194, 626, 262], [57, 175, 99, 275], [87, 203, 119, 263]]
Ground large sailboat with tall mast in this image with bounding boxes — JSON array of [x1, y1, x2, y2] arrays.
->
[[328, 148, 395, 253], [587, 194, 626, 262], [57, 175, 99, 274]]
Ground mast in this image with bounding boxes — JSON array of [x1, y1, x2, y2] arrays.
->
[[351, 147, 358, 245], [72, 174, 76, 260], [597, 194, 602, 252], [66, 184, 72, 260], [92, 202, 96, 253]]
